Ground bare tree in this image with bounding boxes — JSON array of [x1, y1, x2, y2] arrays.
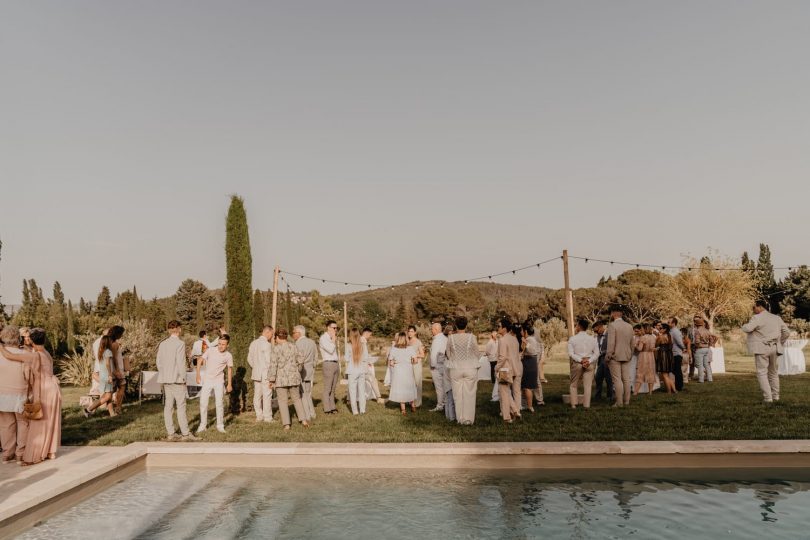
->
[[657, 255, 756, 331]]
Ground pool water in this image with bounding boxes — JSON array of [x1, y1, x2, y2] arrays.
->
[[17, 468, 810, 539]]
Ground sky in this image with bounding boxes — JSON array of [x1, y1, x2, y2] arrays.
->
[[1, 1, 808, 306]]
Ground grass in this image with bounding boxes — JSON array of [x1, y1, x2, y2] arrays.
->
[[60, 347, 810, 446]]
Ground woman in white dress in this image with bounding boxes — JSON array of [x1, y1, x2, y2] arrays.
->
[[387, 332, 417, 415]]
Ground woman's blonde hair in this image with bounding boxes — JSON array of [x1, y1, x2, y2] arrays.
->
[[394, 332, 408, 349], [349, 328, 362, 365]]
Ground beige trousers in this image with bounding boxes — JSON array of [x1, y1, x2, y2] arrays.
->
[[253, 381, 273, 421], [533, 356, 544, 403], [569, 360, 595, 408], [163, 383, 190, 437], [498, 377, 521, 420], [413, 363, 423, 407], [276, 386, 307, 426], [0, 412, 17, 460], [608, 360, 632, 406], [755, 352, 780, 401], [449, 367, 478, 424]]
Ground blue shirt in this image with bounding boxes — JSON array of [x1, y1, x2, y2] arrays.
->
[[670, 328, 685, 356]]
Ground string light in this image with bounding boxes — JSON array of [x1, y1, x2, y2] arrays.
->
[[569, 255, 802, 272]]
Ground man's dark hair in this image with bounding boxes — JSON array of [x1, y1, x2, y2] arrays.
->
[[670, 317, 679, 326], [498, 317, 512, 333], [633, 324, 642, 330], [325, 320, 337, 328], [609, 304, 624, 314], [593, 320, 607, 328], [220, 333, 231, 342], [167, 320, 181, 330], [276, 328, 288, 340], [361, 327, 372, 334], [29, 328, 47, 346], [755, 299, 770, 310], [577, 319, 590, 331], [408, 325, 417, 332], [108, 325, 125, 341], [454, 317, 468, 331]]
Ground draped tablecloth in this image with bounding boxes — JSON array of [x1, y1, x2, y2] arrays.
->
[[708, 347, 726, 374], [780, 339, 807, 375]]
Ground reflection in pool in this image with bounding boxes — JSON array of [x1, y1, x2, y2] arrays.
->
[[17, 468, 810, 539]]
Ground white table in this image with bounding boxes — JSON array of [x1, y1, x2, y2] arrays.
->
[[478, 356, 492, 381], [780, 339, 807, 375], [709, 347, 726, 374]]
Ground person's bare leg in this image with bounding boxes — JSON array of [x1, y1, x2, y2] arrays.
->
[[524, 389, 534, 411]]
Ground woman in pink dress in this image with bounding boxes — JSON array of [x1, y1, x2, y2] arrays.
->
[[0, 328, 62, 466], [633, 323, 657, 397]]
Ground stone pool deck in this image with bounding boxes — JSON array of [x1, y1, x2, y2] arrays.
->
[[2, 440, 810, 537]]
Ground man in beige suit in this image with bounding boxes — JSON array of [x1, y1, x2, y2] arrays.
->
[[495, 319, 522, 423], [741, 300, 790, 403], [0, 325, 28, 463], [606, 306, 635, 407]]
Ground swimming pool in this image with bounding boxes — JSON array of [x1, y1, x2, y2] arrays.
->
[[16, 468, 810, 539]]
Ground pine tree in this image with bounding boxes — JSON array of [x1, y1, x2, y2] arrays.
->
[[66, 300, 76, 353], [96, 286, 112, 317], [47, 281, 67, 352], [195, 300, 205, 333], [225, 195, 253, 393], [755, 244, 776, 291]]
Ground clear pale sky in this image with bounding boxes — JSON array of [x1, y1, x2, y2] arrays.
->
[[1, 1, 808, 305]]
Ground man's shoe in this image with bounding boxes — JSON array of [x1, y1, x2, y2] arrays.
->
[[182, 433, 200, 442], [166, 433, 182, 442], [217, 426, 226, 433], [430, 406, 444, 412]]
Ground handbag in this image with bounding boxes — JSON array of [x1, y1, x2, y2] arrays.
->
[[496, 367, 512, 384], [23, 352, 44, 421]]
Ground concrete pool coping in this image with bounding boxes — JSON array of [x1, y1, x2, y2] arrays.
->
[[2, 440, 810, 537]]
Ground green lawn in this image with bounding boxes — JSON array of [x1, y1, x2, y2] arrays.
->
[[61, 348, 810, 445]]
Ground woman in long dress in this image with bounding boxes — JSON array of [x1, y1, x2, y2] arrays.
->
[[445, 316, 480, 425], [655, 322, 677, 394], [387, 332, 417, 415], [0, 328, 62, 466], [633, 324, 656, 397]]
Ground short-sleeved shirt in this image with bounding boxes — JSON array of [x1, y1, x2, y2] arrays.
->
[[201, 348, 234, 385]]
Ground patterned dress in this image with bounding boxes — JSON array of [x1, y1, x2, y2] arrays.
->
[[635, 334, 657, 385]]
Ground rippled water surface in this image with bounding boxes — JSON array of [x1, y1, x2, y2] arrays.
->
[[17, 468, 810, 539]]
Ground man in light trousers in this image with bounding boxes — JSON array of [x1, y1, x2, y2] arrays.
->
[[742, 300, 790, 403], [156, 321, 197, 441], [294, 325, 318, 420], [248, 326, 274, 422], [319, 320, 340, 414], [429, 322, 448, 412], [606, 307, 635, 407]]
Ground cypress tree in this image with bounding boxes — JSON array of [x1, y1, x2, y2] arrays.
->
[[252, 289, 264, 335], [225, 195, 253, 400], [96, 286, 112, 318], [66, 300, 76, 353]]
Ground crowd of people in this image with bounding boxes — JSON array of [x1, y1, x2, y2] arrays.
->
[[0, 299, 791, 456], [0, 325, 63, 466]]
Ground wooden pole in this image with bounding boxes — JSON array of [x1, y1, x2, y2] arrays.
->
[[563, 250, 575, 337], [270, 265, 280, 330], [343, 302, 349, 356]]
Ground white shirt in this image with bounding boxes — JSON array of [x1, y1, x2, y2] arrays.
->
[[568, 331, 600, 364], [191, 337, 219, 358], [429, 333, 448, 368], [319, 333, 338, 362]]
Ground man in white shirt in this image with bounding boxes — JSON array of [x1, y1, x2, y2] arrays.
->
[[319, 321, 340, 414], [196, 334, 234, 433], [429, 322, 448, 412], [156, 321, 198, 441], [568, 319, 600, 409], [247, 326, 274, 423]]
